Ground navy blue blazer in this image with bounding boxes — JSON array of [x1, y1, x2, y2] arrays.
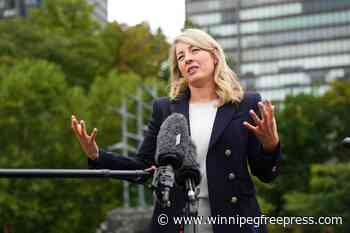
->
[[88, 90, 282, 233]]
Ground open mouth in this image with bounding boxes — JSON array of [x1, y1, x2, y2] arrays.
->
[[187, 66, 199, 75]]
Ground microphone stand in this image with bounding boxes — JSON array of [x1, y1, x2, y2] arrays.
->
[[182, 179, 200, 233], [185, 179, 199, 217], [0, 169, 151, 179]]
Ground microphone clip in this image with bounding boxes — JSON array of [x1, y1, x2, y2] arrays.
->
[[184, 179, 200, 217], [151, 165, 175, 208]]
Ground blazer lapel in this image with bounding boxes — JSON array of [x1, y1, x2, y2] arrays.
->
[[208, 102, 240, 150]]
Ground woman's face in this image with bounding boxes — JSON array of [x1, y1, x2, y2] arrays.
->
[[175, 42, 217, 87]]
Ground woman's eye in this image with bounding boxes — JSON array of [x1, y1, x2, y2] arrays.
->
[[192, 48, 200, 53], [177, 56, 184, 61]]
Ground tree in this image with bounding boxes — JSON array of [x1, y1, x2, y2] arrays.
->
[[0, 59, 124, 233], [0, 0, 112, 89], [0, 1, 171, 231], [0, 0, 170, 89], [253, 80, 350, 233], [117, 23, 170, 79], [284, 163, 350, 233]]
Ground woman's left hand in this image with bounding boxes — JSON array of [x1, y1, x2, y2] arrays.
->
[[243, 100, 280, 153]]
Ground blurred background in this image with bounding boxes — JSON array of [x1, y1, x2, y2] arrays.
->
[[0, 0, 349, 233]]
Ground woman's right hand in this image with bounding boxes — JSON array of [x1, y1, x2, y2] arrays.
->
[[71, 115, 99, 160]]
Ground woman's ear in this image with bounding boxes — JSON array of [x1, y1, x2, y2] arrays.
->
[[213, 56, 219, 65], [212, 49, 219, 65]]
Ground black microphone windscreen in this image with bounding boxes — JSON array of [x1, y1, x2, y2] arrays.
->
[[155, 113, 189, 169], [176, 140, 201, 187]]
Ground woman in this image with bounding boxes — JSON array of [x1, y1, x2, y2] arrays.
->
[[72, 29, 282, 233]]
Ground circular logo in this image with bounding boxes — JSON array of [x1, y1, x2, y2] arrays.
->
[[158, 213, 169, 226]]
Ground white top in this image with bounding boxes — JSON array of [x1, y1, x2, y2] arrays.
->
[[189, 99, 218, 198]]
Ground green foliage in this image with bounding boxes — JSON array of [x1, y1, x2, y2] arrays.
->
[[117, 24, 170, 79], [183, 19, 200, 29], [0, 59, 93, 232], [284, 163, 350, 233], [0, 0, 169, 89], [0, 0, 108, 89], [0, 59, 80, 167], [253, 80, 350, 233], [87, 71, 142, 146], [0, 0, 169, 231], [0, 60, 146, 233]]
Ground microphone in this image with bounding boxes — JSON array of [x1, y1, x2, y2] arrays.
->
[[176, 140, 201, 216], [175, 140, 201, 187], [152, 113, 189, 208], [155, 113, 188, 168], [342, 137, 350, 148]]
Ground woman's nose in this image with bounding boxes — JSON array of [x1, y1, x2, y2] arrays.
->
[[184, 53, 194, 64]]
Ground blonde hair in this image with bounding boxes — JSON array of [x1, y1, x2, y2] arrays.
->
[[169, 28, 244, 105]]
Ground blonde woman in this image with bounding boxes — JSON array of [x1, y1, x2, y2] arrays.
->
[[72, 29, 282, 233]]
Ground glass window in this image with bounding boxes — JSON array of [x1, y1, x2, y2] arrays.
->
[[303, 0, 350, 14], [208, 24, 238, 36], [6, 0, 15, 8], [25, 0, 38, 5], [217, 38, 239, 50], [255, 73, 311, 89], [241, 54, 350, 76], [241, 0, 291, 8], [260, 89, 287, 102], [240, 2, 302, 20], [241, 25, 350, 48], [222, 10, 238, 23], [325, 69, 345, 83], [241, 10, 350, 34], [190, 12, 222, 26], [242, 39, 350, 62], [259, 85, 327, 101], [187, 0, 238, 14], [0, 0, 5, 8]]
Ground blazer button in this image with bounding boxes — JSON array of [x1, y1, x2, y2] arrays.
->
[[228, 172, 236, 181], [231, 196, 238, 204], [225, 149, 231, 157]]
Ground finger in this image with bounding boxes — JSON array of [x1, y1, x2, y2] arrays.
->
[[258, 101, 268, 122], [71, 115, 79, 128], [263, 100, 270, 115], [271, 112, 278, 134], [265, 100, 274, 119], [71, 116, 76, 129], [71, 116, 82, 137], [89, 128, 98, 143], [265, 100, 276, 132], [80, 120, 88, 138], [268, 100, 274, 111], [71, 115, 77, 128], [145, 165, 157, 173], [261, 101, 271, 129], [249, 109, 261, 126], [243, 121, 257, 134]]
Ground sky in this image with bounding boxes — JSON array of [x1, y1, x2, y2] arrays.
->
[[108, 0, 186, 41]]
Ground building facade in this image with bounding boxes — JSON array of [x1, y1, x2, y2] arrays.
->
[[186, 0, 350, 101], [0, 0, 41, 18], [86, 0, 108, 23], [0, 0, 107, 23]]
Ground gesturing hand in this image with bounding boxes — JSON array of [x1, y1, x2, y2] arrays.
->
[[71, 115, 99, 160], [243, 100, 279, 153]]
